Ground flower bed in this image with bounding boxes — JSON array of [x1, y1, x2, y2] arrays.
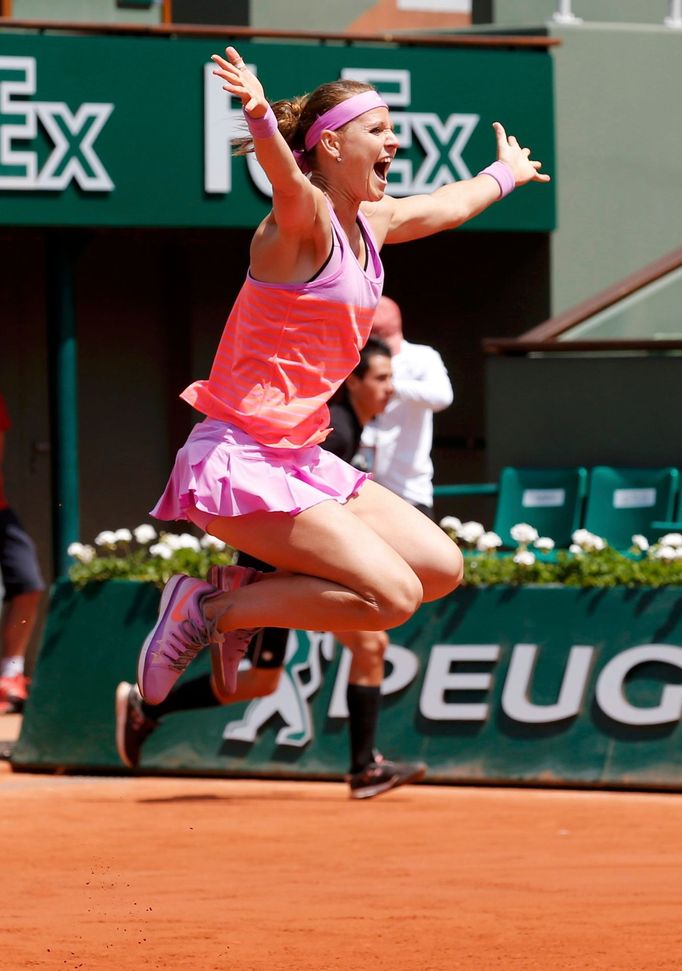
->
[[67, 525, 233, 587], [438, 517, 682, 588], [65, 520, 682, 590]]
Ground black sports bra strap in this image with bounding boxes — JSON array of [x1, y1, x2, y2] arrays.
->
[[306, 233, 336, 283]]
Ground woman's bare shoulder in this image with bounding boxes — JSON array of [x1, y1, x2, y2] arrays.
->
[[360, 197, 396, 249], [249, 188, 334, 282]]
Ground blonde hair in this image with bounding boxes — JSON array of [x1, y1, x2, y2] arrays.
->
[[233, 79, 373, 164]]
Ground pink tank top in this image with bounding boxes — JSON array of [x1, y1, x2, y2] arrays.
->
[[181, 202, 384, 449]]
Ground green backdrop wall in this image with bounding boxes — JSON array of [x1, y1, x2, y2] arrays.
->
[[14, 580, 682, 788], [0, 32, 555, 230]]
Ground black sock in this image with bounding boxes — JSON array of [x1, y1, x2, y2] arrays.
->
[[141, 674, 221, 720], [346, 683, 381, 774]]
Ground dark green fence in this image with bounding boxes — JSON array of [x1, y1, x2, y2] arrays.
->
[[13, 579, 682, 788]]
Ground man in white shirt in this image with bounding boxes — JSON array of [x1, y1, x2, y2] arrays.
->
[[362, 296, 454, 517]]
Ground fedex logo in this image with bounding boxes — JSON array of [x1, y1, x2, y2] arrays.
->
[[0, 56, 114, 191], [205, 65, 478, 197]]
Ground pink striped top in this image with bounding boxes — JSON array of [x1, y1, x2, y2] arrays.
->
[[181, 202, 384, 448]]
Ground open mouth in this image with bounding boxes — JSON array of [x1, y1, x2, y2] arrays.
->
[[373, 159, 391, 183]]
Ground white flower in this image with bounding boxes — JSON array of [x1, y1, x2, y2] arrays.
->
[[571, 529, 606, 552], [161, 532, 201, 552], [513, 550, 536, 567], [510, 523, 539, 545], [177, 532, 201, 552], [175, 533, 201, 552], [94, 530, 117, 547], [134, 524, 157, 545], [200, 533, 226, 551], [569, 544, 582, 555], [476, 531, 503, 552], [534, 536, 555, 551], [113, 528, 132, 544], [160, 532, 181, 550], [149, 542, 173, 560], [439, 516, 462, 533], [653, 545, 677, 560], [659, 533, 682, 548], [67, 542, 96, 564], [631, 534, 649, 552], [457, 521, 485, 544]]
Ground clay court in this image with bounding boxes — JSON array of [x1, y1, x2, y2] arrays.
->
[[1, 759, 681, 970]]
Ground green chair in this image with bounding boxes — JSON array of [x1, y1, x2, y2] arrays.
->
[[651, 485, 682, 535], [583, 467, 679, 548], [492, 467, 588, 548]]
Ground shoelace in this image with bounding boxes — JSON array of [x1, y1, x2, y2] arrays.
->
[[161, 617, 215, 673]]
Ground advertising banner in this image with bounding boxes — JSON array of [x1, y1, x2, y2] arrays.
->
[[14, 581, 682, 788], [0, 32, 555, 230]]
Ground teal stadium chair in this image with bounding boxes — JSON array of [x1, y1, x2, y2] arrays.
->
[[651, 487, 682, 535], [583, 466, 680, 549], [492, 467, 588, 548]]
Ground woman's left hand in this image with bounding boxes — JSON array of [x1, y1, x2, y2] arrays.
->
[[493, 122, 551, 187], [211, 46, 268, 118]]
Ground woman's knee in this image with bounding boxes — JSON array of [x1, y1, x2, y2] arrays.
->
[[420, 542, 464, 601], [444, 543, 464, 591], [372, 570, 423, 628]]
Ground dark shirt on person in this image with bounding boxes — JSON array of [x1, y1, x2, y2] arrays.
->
[[325, 393, 362, 463]]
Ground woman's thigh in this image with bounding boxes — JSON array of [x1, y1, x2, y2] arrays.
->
[[202, 498, 423, 613], [346, 479, 462, 601]]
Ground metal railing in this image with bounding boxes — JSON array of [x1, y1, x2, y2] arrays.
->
[[665, 0, 682, 27], [552, 1, 682, 28], [433, 483, 498, 498], [482, 245, 682, 357], [551, 1, 582, 25]]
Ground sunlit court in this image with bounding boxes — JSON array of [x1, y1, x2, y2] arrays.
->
[[2, 766, 681, 970]]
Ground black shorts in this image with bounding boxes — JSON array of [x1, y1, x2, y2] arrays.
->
[[0, 508, 45, 600], [237, 550, 288, 670]]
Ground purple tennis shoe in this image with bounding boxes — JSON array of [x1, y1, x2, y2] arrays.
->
[[137, 574, 217, 705], [207, 564, 263, 698]]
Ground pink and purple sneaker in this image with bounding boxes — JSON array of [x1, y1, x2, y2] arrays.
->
[[207, 564, 263, 697], [137, 574, 217, 705]]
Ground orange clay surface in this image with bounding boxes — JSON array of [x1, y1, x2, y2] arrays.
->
[[1, 762, 681, 970]]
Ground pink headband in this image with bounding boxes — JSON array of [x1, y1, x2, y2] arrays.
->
[[293, 90, 388, 172]]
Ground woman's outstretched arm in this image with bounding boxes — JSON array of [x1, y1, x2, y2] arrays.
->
[[365, 121, 551, 246], [211, 46, 321, 235]]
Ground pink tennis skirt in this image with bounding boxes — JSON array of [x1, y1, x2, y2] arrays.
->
[[150, 418, 368, 526]]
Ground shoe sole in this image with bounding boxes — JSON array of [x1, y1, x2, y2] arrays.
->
[[207, 565, 260, 698], [210, 641, 229, 696], [136, 574, 187, 704], [207, 565, 237, 697], [115, 681, 135, 769], [350, 765, 427, 800], [211, 635, 254, 698]]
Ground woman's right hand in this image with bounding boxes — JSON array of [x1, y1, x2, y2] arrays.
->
[[211, 46, 268, 119]]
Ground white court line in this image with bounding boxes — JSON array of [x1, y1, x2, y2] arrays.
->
[[0, 774, 138, 794]]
